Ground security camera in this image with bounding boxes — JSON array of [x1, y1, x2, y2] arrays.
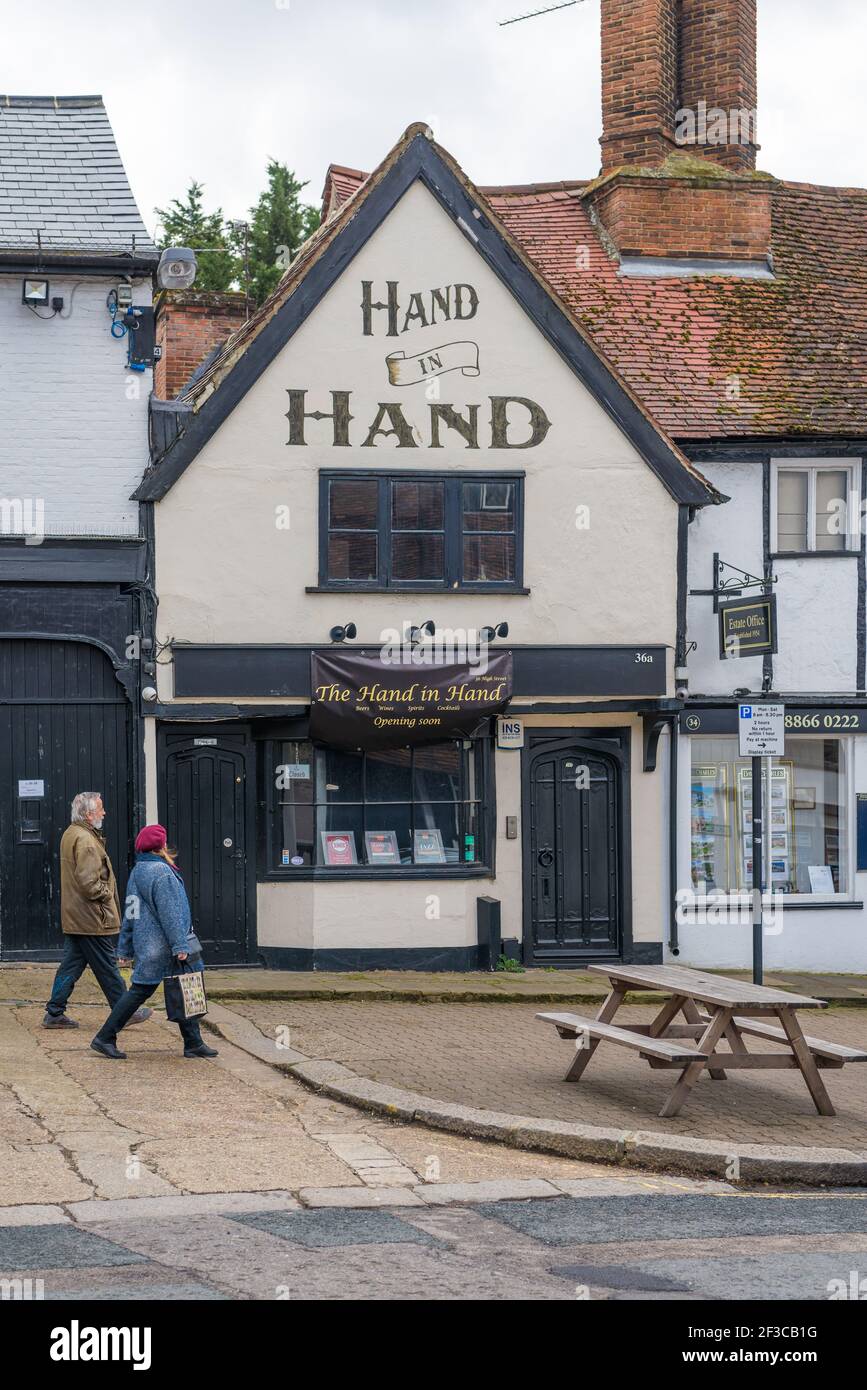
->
[[156, 247, 197, 290], [676, 687, 689, 700], [141, 685, 158, 702]]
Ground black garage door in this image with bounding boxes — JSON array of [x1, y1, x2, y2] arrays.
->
[[0, 638, 132, 958]]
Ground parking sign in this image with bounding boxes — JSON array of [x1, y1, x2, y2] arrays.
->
[[738, 703, 785, 757]]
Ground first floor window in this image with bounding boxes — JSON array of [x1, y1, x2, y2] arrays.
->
[[267, 737, 487, 872], [773, 459, 861, 553], [690, 737, 850, 896], [320, 471, 523, 589]]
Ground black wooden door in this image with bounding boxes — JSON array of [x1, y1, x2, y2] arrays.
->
[[528, 741, 622, 962], [163, 741, 248, 965], [0, 638, 131, 958]]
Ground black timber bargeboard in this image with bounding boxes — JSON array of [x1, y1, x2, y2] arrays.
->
[[135, 134, 713, 508]]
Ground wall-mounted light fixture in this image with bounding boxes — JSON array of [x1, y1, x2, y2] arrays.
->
[[156, 247, 197, 290], [330, 622, 357, 643], [22, 278, 49, 306], [481, 622, 509, 642], [409, 620, 436, 645]]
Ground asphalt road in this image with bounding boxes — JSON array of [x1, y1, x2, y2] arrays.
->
[[3, 1190, 866, 1301]]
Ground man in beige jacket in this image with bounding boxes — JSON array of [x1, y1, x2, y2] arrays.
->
[[43, 793, 151, 1029]]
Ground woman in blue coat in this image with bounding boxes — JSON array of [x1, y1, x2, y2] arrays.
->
[[91, 824, 218, 1061]]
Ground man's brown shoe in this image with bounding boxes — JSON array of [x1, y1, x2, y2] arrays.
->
[[42, 1013, 79, 1029]]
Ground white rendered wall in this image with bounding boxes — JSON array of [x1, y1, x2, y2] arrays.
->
[[0, 274, 152, 535]]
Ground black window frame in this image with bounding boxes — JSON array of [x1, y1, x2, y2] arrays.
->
[[316, 470, 525, 592], [260, 732, 495, 881]]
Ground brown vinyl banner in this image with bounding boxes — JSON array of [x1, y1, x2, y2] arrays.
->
[[309, 649, 513, 750]]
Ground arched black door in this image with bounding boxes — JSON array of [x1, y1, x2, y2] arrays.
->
[[0, 638, 131, 957], [527, 738, 623, 963]]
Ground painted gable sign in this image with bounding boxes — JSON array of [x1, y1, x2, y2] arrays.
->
[[285, 265, 552, 453]]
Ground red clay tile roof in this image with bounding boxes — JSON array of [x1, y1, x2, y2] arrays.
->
[[325, 167, 867, 441]]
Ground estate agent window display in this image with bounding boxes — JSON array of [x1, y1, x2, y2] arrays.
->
[[690, 735, 851, 899], [265, 736, 489, 876]]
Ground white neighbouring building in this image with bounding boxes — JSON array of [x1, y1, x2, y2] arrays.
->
[[0, 95, 158, 960]]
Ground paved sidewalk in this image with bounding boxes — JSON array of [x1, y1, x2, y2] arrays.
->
[[0, 999, 632, 1210], [224, 997, 867, 1180], [3, 963, 867, 1005]]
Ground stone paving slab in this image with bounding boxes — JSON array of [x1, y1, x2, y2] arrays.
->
[[228, 1206, 449, 1249], [0, 1223, 147, 1269], [474, 1194, 867, 1246]]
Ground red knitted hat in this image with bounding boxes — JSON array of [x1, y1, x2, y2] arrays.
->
[[135, 824, 167, 853]]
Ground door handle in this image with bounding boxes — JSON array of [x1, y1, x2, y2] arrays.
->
[[538, 848, 554, 868]]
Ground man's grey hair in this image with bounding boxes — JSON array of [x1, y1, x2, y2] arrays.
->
[[70, 792, 102, 824]]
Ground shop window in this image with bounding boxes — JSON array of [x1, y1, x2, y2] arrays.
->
[[319, 472, 523, 590], [772, 460, 861, 554], [266, 737, 488, 874], [690, 737, 850, 897]]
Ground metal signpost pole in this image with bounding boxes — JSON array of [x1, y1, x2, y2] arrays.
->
[[739, 703, 784, 987], [752, 754, 764, 985]]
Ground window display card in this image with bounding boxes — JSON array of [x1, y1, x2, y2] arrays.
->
[[321, 831, 358, 866], [807, 864, 835, 894], [364, 830, 400, 865], [414, 829, 446, 864]]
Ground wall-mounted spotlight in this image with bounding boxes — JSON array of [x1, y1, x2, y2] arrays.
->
[[330, 622, 357, 643], [481, 622, 510, 642], [409, 620, 436, 645], [22, 278, 49, 306], [156, 247, 197, 290]]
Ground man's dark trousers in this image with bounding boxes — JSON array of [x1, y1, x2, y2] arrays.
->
[[46, 935, 126, 1019]]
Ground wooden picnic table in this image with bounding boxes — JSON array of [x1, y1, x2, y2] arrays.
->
[[537, 963, 867, 1118]]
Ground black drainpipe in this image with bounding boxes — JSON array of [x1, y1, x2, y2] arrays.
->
[[668, 712, 680, 956]]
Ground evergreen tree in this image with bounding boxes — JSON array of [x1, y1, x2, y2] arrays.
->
[[237, 161, 320, 305], [154, 181, 237, 293]]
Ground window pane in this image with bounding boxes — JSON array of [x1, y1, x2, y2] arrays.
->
[[315, 807, 363, 866], [776, 470, 808, 551], [415, 799, 461, 863], [366, 748, 412, 802], [414, 742, 462, 802], [392, 534, 444, 581], [814, 470, 848, 552], [690, 752, 735, 894], [463, 534, 515, 582], [320, 749, 363, 802], [788, 738, 848, 893], [364, 803, 413, 864], [462, 482, 515, 532], [329, 479, 377, 529], [328, 533, 377, 581], [690, 736, 849, 896], [392, 480, 444, 530], [274, 740, 315, 867], [462, 801, 482, 864]]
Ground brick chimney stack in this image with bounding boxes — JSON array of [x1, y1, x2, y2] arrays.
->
[[154, 291, 249, 400], [600, 0, 758, 174], [589, 0, 771, 266], [600, 0, 680, 171], [678, 0, 758, 172]]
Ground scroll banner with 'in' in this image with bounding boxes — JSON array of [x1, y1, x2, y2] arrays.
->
[[386, 340, 480, 387], [309, 649, 513, 750]]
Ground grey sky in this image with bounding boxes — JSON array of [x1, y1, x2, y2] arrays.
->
[[3, 0, 865, 236]]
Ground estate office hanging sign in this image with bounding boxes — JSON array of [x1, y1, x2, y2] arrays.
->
[[310, 649, 513, 750], [718, 595, 778, 659]]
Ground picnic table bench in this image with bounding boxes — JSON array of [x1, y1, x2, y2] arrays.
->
[[537, 963, 867, 1118]]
